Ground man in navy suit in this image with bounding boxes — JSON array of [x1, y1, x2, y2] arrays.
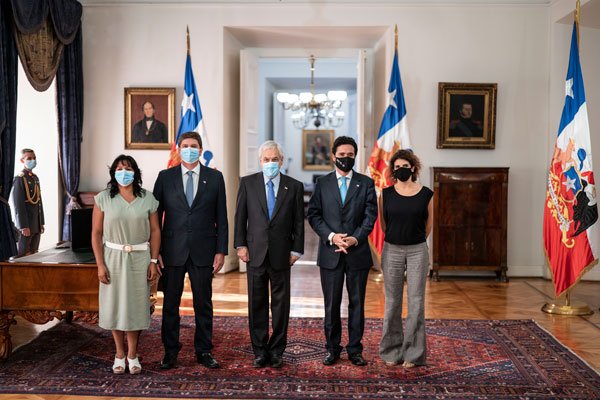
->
[[153, 131, 228, 370], [307, 136, 377, 366], [234, 141, 304, 368]]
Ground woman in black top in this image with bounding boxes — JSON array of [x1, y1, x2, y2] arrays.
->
[[378, 150, 433, 368]]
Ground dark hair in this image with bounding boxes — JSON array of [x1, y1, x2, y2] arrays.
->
[[21, 148, 34, 155], [389, 149, 421, 182], [142, 101, 155, 111], [178, 131, 202, 147], [331, 136, 357, 155], [107, 154, 145, 198]]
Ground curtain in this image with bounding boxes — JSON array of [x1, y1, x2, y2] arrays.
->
[[10, 0, 81, 92], [56, 26, 83, 240], [0, 0, 19, 261]]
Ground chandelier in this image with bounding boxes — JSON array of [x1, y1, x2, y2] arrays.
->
[[276, 55, 347, 129]]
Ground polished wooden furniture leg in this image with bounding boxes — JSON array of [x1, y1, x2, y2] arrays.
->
[[0, 311, 16, 361]]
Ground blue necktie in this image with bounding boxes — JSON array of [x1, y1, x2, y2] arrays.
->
[[185, 170, 194, 206], [267, 180, 276, 219], [340, 176, 348, 204]]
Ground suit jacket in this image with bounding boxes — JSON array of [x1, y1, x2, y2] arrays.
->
[[307, 170, 377, 270], [153, 164, 228, 267], [10, 170, 44, 233], [234, 172, 304, 270]]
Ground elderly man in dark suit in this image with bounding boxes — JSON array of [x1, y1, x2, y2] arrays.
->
[[307, 136, 377, 367], [234, 140, 304, 369], [153, 131, 228, 370]]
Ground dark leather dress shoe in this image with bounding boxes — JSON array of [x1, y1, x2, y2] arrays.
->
[[323, 352, 340, 366], [349, 353, 367, 366], [160, 354, 177, 370], [197, 352, 220, 369], [253, 355, 269, 368], [270, 354, 283, 368]]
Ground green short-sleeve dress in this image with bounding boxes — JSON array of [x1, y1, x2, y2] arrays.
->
[[94, 189, 159, 331]]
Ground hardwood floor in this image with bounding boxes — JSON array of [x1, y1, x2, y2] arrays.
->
[[3, 225, 600, 399]]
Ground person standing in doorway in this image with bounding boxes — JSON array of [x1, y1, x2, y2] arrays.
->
[[234, 140, 304, 368], [307, 136, 377, 367]]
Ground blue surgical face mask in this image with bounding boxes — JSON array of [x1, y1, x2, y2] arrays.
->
[[115, 169, 135, 187], [180, 147, 200, 164], [262, 161, 280, 179], [24, 159, 37, 170]]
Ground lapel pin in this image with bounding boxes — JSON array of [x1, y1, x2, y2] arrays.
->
[[203, 180, 207, 184], [284, 186, 288, 190]]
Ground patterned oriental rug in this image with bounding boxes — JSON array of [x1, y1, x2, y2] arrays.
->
[[0, 317, 599, 399]]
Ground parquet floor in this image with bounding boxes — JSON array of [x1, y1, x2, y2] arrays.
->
[[2, 224, 599, 399]]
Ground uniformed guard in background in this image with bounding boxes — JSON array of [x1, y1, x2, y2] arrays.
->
[[10, 148, 44, 256]]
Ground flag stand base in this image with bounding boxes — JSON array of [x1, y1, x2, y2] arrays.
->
[[541, 292, 593, 316]]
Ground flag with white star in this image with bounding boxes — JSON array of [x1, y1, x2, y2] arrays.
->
[[168, 54, 214, 168], [366, 47, 412, 258], [543, 22, 598, 297]]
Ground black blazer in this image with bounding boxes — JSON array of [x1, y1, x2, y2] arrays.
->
[[307, 171, 377, 270], [234, 172, 304, 270], [153, 164, 228, 267]]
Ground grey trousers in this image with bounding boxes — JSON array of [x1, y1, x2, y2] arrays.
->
[[379, 242, 429, 365]]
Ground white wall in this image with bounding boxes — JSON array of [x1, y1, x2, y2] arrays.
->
[[13, 62, 60, 252], [80, 3, 558, 276]]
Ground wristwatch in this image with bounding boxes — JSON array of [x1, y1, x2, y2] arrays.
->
[[150, 258, 158, 264]]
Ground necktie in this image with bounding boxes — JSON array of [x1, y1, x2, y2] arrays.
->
[[340, 176, 348, 204], [267, 180, 276, 219], [186, 170, 194, 206]]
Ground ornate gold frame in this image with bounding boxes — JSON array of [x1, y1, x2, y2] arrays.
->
[[124, 87, 176, 150], [302, 129, 334, 171], [437, 82, 497, 149]]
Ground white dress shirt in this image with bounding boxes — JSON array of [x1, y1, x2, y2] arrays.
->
[[328, 170, 356, 245]]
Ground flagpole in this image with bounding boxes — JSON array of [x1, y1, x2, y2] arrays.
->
[[371, 24, 399, 284], [541, 0, 593, 317], [186, 25, 191, 55]]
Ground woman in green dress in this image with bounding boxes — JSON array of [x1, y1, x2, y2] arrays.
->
[[91, 155, 160, 374]]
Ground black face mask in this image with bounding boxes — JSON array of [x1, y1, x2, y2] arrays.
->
[[393, 167, 412, 182], [335, 156, 355, 173]]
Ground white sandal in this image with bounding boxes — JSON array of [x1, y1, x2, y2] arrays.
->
[[112, 356, 126, 374], [128, 356, 142, 374]]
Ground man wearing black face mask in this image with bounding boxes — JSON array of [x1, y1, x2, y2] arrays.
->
[[307, 136, 377, 367]]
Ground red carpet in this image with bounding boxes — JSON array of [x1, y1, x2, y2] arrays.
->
[[0, 316, 599, 399]]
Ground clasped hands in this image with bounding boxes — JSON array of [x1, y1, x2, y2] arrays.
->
[[332, 233, 358, 253]]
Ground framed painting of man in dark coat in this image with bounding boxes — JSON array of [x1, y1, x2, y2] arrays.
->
[[125, 87, 175, 149], [437, 83, 497, 149]]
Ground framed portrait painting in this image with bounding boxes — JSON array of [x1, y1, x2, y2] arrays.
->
[[124, 87, 176, 150], [302, 129, 334, 171], [437, 82, 497, 149]]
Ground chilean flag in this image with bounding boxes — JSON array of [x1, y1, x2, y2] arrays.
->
[[367, 48, 411, 258], [168, 53, 214, 168], [543, 22, 598, 297]]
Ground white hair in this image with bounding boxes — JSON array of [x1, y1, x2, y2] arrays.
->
[[258, 140, 285, 160]]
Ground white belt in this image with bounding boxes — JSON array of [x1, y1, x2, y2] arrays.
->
[[105, 241, 148, 253]]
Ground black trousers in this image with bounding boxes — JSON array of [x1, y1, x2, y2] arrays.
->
[[247, 255, 291, 357], [320, 256, 369, 356], [161, 257, 214, 356]]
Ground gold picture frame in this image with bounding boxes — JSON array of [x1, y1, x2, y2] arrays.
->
[[124, 87, 176, 150], [437, 82, 497, 149], [302, 129, 334, 171]]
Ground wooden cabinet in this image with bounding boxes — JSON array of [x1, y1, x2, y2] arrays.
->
[[431, 167, 508, 282]]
